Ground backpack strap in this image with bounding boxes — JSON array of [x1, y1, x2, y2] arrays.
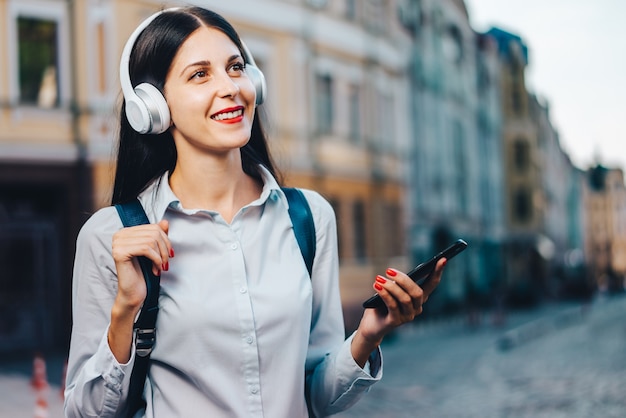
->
[[114, 199, 159, 417], [282, 187, 316, 277]]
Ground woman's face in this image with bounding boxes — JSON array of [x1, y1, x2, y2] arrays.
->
[[164, 26, 256, 154]]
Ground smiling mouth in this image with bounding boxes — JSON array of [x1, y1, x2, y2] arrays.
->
[[211, 108, 244, 121]]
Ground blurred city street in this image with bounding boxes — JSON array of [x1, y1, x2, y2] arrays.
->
[[1, 294, 625, 417], [334, 294, 626, 418]]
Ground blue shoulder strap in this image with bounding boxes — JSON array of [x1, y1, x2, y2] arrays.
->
[[282, 187, 316, 277], [114, 199, 159, 417]]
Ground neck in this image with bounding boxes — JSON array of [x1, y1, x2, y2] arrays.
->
[[169, 150, 261, 222]]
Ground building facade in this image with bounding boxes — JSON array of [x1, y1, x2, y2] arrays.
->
[[488, 27, 590, 305], [401, 0, 506, 312], [530, 93, 588, 298], [584, 165, 626, 292], [0, 0, 96, 353], [488, 27, 551, 306]]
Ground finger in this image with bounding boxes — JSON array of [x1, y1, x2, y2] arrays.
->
[[376, 274, 422, 317], [138, 223, 171, 265], [421, 258, 447, 296], [386, 269, 423, 306], [373, 276, 401, 314], [158, 219, 169, 235], [158, 219, 175, 258], [121, 235, 166, 276], [153, 223, 171, 272], [114, 225, 172, 274]]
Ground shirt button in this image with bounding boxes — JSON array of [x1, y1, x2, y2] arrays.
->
[[246, 336, 253, 344], [239, 287, 247, 294], [250, 386, 259, 394], [230, 243, 238, 250]]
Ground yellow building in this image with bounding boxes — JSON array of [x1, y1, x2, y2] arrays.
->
[[485, 27, 563, 308], [585, 165, 626, 291], [0, 0, 412, 351]]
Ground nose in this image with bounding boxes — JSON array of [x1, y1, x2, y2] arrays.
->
[[215, 72, 240, 98]]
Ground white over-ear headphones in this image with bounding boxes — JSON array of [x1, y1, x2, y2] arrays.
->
[[119, 7, 267, 135]]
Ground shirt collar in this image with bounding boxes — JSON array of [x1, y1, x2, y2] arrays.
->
[[137, 165, 286, 222]]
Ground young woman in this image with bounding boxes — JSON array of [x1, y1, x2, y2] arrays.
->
[[64, 7, 447, 417]]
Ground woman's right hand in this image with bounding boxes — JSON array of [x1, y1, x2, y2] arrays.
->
[[111, 219, 172, 310], [108, 219, 172, 363]]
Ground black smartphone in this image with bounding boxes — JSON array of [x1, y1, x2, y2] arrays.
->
[[362, 239, 468, 309]]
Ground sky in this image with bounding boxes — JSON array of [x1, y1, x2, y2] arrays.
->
[[465, 0, 626, 173]]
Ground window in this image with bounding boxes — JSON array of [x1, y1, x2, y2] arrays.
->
[[513, 187, 532, 222], [477, 62, 490, 93], [509, 66, 524, 114], [353, 200, 367, 261], [452, 121, 467, 213], [328, 198, 343, 258], [511, 89, 522, 115], [379, 93, 395, 149], [397, 0, 422, 34], [513, 139, 530, 173], [315, 74, 334, 134], [95, 22, 107, 94], [363, 0, 387, 33], [9, 1, 69, 109], [345, 0, 357, 20], [307, 0, 328, 8], [442, 25, 463, 65], [385, 203, 403, 257], [18, 16, 59, 107], [348, 84, 361, 142]]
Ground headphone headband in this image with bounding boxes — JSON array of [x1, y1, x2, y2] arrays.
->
[[119, 7, 266, 135]]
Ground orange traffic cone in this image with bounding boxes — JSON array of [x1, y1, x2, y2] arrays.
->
[[33, 395, 49, 418], [60, 359, 68, 400], [31, 353, 50, 418]]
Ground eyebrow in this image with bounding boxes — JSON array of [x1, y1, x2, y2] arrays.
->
[[180, 60, 210, 77], [179, 54, 243, 77]]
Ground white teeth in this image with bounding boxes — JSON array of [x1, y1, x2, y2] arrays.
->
[[212, 109, 243, 121]]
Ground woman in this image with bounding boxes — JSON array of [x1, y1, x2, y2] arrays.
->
[[64, 7, 446, 417]]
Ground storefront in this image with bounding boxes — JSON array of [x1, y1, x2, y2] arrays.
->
[[0, 162, 91, 354]]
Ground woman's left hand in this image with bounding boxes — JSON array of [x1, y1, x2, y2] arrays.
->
[[351, 258, 447, 367]]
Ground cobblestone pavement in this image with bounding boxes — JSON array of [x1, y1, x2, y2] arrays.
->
[[1, 295, 624, 417], [332, 294, 626, 418]]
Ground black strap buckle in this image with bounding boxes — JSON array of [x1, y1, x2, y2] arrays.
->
[[135, 328, 156, 357]]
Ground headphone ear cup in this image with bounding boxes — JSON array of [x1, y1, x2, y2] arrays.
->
[[124, 89, 152, 134], [127, 83, 171, 134], [246, 65, 267, 106]]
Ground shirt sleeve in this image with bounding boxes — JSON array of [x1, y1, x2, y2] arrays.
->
[[64, 208, 136, 418], [302, 190, 383, 417]]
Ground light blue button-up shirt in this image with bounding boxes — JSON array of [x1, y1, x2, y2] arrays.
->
[[65, 167, 382, 417]]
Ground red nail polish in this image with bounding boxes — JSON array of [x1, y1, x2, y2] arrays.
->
[[170, 248, 175, 257], [386, 268, 397, 277], [374, 283, 383, 291], [442, 259, 447, 267], [376, 275, 387, 284], [162, 262, 169, 271]]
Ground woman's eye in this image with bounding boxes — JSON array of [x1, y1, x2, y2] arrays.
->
[[190, 70, 207, 80], [230, 63, 245, 74]]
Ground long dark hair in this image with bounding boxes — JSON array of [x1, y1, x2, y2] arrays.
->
[[111, 7, 281, 205]]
